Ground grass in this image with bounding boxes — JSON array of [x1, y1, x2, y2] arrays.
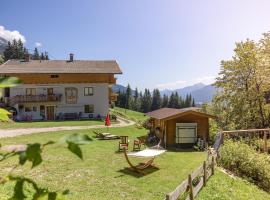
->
[[196, 169, 270, 200], [0, 126, 206, 200], [111, 107, 149, 122], [0, 120, 105, 129]]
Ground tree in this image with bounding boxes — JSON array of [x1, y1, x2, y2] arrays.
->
[[214, 35, 270, 130], [45, 51, 49, 60], [141, 89, 152, 112], [40, 52, 45, 60], [3, 39, 27, 61], [32, 47, 40, 60], [125, 84, 132, 109], [192, 98, 195, 107], [0, 55, 4, 65], [151, 89, 162, 110], [162, 94, 169, 108]]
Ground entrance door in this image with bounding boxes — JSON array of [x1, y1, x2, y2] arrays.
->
[[175, 123, 197, 144], [46, 106, 55, 120]]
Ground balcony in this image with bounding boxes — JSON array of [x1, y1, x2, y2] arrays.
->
[[8, 94, 62, 105], [109, 93, 118, 102]]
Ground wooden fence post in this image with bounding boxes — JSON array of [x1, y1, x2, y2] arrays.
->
[[211, 156, 215, 175], [188, 174, 194, 200], [263, 131, 268, 153], [203, 161, 206, 186]]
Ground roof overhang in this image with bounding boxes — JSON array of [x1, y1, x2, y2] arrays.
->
[[146, 110, 217, 121]]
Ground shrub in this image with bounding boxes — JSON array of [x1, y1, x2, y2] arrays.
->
[[219, 140, 270, 192]]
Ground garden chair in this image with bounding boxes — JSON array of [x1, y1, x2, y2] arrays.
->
[[119, 136, 129, 151], [133, 136, 147, 151]]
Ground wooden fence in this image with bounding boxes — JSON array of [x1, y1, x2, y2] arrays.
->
[[165, 154, 217, 200]]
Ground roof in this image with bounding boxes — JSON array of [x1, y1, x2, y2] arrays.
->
[[146, 107, 216, 120], [0, 60, 122, 74]]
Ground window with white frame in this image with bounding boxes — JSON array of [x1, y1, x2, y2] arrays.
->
[[84, 87, 93, 96]]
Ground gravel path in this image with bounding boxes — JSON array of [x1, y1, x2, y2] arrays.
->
[[0, 117, 135, 138]]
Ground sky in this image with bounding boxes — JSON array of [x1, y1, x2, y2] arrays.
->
[[1, 0, 270, 91]]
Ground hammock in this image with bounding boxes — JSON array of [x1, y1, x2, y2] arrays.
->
[[127, 148, 166, 157], [124, 145, 166, 174]]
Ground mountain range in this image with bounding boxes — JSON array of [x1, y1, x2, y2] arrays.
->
[[113, 83, 217, 103]]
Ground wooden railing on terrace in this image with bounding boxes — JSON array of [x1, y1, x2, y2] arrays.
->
[[222, 128, 270, 153], [8, 94, 62, 105]]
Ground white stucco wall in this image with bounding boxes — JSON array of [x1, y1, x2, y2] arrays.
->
[[10, 83, 109, 120]]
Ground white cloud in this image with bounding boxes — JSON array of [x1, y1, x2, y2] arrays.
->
[[35, 42, 42, 47], [196, 75, 216, 85], [0, 26, 26, 43], [156, 80, 187, 90]]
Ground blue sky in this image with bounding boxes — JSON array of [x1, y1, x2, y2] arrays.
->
[[1, 0, 270, 90]]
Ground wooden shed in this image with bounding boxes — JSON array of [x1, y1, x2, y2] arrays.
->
[[146, 107, 216, 148]]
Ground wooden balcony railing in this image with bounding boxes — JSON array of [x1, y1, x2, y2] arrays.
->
[[109, 93, 118, 102], [8, 94, 62, 105]]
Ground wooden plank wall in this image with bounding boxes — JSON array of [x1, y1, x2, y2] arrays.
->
[[7, 74, 116, 84], [166, 114, 209, 146]]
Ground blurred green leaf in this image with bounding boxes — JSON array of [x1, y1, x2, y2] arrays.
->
[[0, 108, 11, 122], [0, 77, 21, 88], [62, 133, 92, 145], [67, 142, 82, 159], [18, 143, 42, 168], [9, 179, 26, 200]]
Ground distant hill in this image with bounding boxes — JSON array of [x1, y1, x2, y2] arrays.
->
[[190, 84, 217, 104], [113, 83, 217, 103], [112, 84, 135, 95], [0, 37, 8, 55]]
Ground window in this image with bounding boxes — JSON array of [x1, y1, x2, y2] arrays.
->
[[26, 88, 36, 96], [51, 74, 59, 78], [84, 87, 93, 96], [47, 88, 54, 95], [65, 87, 78, 104], [84, 105, 94, 113], [25, 106, 32, 112], [33, 106, 37, 112]]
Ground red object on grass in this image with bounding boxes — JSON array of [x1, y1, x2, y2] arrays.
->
[[105, 114, 111, 126]]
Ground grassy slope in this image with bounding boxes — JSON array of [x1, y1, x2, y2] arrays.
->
[[111, 107, 149, 122], [196, 169, 270, 200], [0, 127, 206, 200], [0, 120, 105, 129]]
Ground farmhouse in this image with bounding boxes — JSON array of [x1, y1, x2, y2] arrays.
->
[[0, 54, 122, 121], [146, 107, 216, 148]]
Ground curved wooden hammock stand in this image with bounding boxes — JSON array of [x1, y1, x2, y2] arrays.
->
[[123, 144, 166, 174], [124, 149, 155, 174]]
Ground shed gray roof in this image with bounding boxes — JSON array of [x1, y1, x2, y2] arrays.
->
[[0, 60, 122, 74]]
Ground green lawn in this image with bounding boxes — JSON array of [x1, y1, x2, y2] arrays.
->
[[196, 169, 270, 200], [0, 120, 105, 129], [0, 126, 206, 200], [111, 107, 149, 122]]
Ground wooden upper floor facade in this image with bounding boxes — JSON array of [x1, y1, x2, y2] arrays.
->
[[0, 55, 122, 85]]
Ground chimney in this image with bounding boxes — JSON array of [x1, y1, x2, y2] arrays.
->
[[69, 53, 74, 62], [24, 53, 30, 62]]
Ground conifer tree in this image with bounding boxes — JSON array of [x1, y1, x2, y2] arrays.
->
[[33, 47, 40, 60], [162, 94, 169, 108]]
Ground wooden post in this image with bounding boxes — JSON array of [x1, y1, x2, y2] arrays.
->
[[211, 156, 215, 175], [188, 174, 194, 200], [263, 131, 268, 153], [203, 161, 207, 186]]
